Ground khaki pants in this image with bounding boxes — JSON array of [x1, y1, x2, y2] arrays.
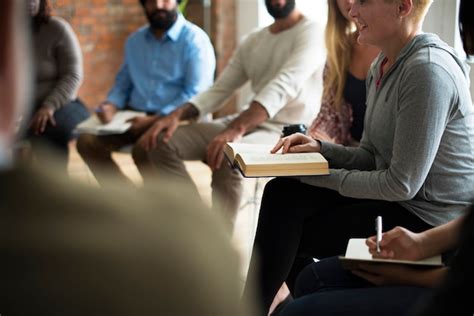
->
[[148, 118, 280, 224], [76, 131, 154, 186]]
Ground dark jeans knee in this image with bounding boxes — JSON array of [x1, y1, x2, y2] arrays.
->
[[294, 257, 371, 298]]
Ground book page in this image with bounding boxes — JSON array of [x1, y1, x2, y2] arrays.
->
[[239, 152, 327, 165], [226, 143, 275, 157], [342, 238, 442, 266]]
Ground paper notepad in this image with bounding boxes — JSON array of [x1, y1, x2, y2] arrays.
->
[[75, 110, 145, 135], [339, 238, 443, 269]]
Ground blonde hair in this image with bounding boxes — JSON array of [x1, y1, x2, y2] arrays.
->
[[386, 0, 433, 23], [324, 0, 356, 111]]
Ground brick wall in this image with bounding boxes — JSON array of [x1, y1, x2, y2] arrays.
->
[[50, 0, 237, 111], [211, 0, 238, 117]]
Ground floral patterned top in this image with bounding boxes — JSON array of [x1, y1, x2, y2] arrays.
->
[[308, 67, 366, 146]]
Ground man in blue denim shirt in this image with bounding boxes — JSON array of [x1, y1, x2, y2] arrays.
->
[[77, 0, 215, 186]]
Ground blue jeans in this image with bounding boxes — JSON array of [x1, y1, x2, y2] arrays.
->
[[27, 99, 90, 172], [278, 257, 431, 316]]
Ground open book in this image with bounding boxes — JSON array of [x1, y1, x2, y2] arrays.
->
[[224, 142, 329, 177], [339, 238, 443, 270], [74, 110, 145, 135]]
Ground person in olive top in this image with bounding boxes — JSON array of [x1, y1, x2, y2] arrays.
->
[[27, 0, 89, 173]]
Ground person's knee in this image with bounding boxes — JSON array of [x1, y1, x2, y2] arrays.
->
[[294, 263, 318, 298], [264, 177, 299, 193], [76, 134, 102, 157], [261, 178, 298, 206], [131, 144, 149, 164], [150, 137, 180, 162]]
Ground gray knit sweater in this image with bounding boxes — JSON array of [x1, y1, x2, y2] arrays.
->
[[33, 16, 83, 110], [301, 33, 474, 226]]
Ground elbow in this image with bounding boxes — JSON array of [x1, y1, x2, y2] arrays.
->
[[385, 181, 419, 201], [389, 191, 417, 202], [75, 71, 84, 87], [68, 72, 83, 94], [381, 168, 424, 201]]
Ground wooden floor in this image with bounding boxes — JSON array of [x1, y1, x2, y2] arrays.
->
[[68, 141, 266, 281]]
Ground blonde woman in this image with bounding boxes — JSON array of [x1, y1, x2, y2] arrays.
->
[[264, 2, 379, 312], [308, 0, 379, 145], [245, 0, 474, 314]]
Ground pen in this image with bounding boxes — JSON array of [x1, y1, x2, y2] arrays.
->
[[376, 216, 383, 254]]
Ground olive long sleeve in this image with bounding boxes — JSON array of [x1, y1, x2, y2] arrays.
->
[[33, 16, 83, 110]]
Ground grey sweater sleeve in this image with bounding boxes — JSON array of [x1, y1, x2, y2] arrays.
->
[[301, 63, 455, 201], [43, 20, 83, 110], [318, 140, 376, 171]]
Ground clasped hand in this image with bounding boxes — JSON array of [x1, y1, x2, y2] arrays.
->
[[138, 113, 180, 151], [126, 115, 160, 136]]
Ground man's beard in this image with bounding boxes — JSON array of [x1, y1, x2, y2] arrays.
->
[[146, 9, 177, 31], [265, 0, 296, 19]]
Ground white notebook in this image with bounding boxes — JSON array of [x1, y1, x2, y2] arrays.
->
[[339, 238, 443, 269], [75, 110, 145, 135]]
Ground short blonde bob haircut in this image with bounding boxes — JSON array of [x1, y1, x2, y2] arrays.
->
[[386, 0, 433, 23]]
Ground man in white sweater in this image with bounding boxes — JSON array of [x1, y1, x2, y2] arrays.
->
[[138, 0, 325, 224]]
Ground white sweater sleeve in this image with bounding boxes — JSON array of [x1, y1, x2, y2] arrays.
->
[[253, 22, 325, 118], [190, 40, 249, 115]]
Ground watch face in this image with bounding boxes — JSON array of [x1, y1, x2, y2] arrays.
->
[[283, 124, 307, 136]]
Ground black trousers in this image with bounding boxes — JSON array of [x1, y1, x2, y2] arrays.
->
[[244, 177, 433, 314], [27, 99, 90, 173]]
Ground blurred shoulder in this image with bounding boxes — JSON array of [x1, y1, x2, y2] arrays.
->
[[44, 16, 75, 35], [182, 19, 211, 42], [296, 16, 324, 37]]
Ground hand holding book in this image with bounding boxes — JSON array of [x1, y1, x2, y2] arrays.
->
[[95, 102, 118, 124], [224, 142, 329, 177], [75, 110, 145, 135]]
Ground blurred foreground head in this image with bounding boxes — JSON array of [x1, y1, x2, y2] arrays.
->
[[0, 2, 251, 315], [0, 0, 30, 156]]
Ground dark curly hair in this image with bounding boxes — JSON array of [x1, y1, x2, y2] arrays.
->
[[32, 0, 52, 30]]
